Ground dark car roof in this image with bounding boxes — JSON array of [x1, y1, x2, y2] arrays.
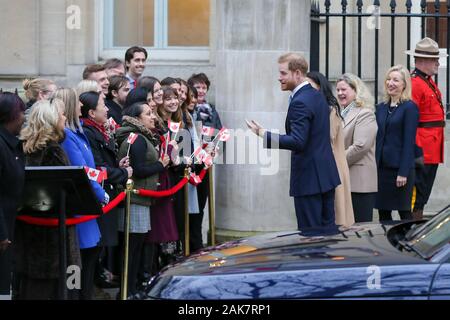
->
[[146, 224, 442, 299], [162, 224, 429, 277]]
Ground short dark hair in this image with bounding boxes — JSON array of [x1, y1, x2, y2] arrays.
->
[[79, 91, 101, 118], [124, 46, 148, 67], [161, 77, 181, 87], [83, 64, 106, 80], [123, 102, 146, 118], [107, 75, 129, 100], [0, 92, 26, 125], [125, 87, 149, 108], [187, 73, 210, 89], [103, 58, 124, 70], [137, 76, 160, 93]]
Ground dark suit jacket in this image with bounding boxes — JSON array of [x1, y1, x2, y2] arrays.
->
[[0, 127, 25, 241], [105, 99, 124, 125], [265, 84, 340, 197], [375, 100, 419, 177]]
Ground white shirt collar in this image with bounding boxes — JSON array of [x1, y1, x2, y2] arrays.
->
[[291, 81, 310, 98]]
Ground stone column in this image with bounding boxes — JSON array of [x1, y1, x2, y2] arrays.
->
[[214, 0, 311, 239]]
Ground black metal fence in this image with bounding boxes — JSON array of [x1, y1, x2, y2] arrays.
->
[[0, 88, 19, 95], [310, 0, 450, 114]]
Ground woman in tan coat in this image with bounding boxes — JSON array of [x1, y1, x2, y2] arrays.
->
[[307, 72, 354, 227], [336, 73, 378, 223]]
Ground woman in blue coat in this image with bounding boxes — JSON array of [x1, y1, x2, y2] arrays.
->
[[375, 65, 419, 221], [55, 88, 108, 300]]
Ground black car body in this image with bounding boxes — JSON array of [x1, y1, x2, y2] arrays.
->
[[146, 209, 450, 300]]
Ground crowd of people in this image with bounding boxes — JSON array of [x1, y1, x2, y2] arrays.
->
[[0, 36, 446, 300], [247, 37, 445, 233], [0, 46, 222, 300]]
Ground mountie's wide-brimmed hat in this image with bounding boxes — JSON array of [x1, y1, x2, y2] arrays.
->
[[405, 37, 448, 58]]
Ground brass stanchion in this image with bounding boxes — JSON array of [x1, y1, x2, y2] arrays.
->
[[121, 179, 134, 300], [184, 167, 190, 256], [208, 167, 216, 246]]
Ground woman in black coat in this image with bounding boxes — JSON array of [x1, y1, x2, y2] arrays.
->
[[15, 99, 81, 300], [80, 91, 132, 279], [0, 93, 26, 298], [375, 65, 419, 221]]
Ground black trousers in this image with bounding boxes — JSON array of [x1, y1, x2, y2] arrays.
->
[[294, 189, 337, 231], [378, 210, 412, 221], [352, 192, 376, 223], [80, 246, 102, 300], [0, 247, 12, 296], [413, 164, 439, 210], [190, 170, 209, 252], [118, 232, 145, 296]]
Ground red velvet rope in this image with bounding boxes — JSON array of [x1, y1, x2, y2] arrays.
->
[[137, 177, 189, 198], [16, 167, 210, 227], [16, 191, 126, 227]]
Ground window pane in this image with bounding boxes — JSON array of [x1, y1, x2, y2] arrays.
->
[[113, 0, 154, 47], [168, 0, 210, 47]]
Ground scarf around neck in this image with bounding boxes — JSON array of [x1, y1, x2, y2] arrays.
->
[[121, 115, 160, 147], [81, 117, 110, 142]]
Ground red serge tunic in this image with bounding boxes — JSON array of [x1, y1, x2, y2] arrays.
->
[[411, 70, 445, 164]]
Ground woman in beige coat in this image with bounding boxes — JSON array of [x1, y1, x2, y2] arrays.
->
[[336, 73, 378, 223], [307, 72, 354, 227]]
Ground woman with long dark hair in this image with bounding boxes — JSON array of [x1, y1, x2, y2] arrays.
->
[[307, 72, 355, 227], [116, 102, 170, 299]]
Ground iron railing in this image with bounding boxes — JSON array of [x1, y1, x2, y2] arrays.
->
[[310, 0, 450, 114]]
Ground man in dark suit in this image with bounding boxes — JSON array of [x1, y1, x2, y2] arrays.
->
[[247, 53, 340, 233]]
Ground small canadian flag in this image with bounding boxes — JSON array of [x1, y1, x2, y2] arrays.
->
[[84, 166, 104, 183], [108, 117, 118, 131], [190, 173, 202, 184], [168, 120, 181, 133], [192, 146, 203, 158], [127, 133, 138, 144], [218, 127, 231, 142], [195, 149, 208, 163], [98, 166, 108, 182], [203, 154, 213, 167], [201, 126, 215, 137]]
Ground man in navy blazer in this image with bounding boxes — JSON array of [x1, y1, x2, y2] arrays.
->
[[247, 53, 340, 233]]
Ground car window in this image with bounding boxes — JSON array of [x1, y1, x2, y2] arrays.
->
[[409, 213, 450, 259]]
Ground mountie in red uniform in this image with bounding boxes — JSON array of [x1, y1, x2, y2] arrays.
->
[[411, 68, 445, 164]]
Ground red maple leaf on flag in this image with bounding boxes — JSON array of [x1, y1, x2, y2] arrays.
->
[[168, 120, 181, 133], [127, 133, 138, 144], [201, 126, 215, 136], [218, 127, 231, 142], [190, 173, 202, 185], [84, 166, 103, 183]]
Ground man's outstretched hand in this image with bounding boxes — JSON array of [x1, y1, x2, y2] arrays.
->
[[246, 119, 266, 138]]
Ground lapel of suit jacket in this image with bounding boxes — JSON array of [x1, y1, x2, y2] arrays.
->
[[343, 104, 362, 128], [285, 84, 312, 133]]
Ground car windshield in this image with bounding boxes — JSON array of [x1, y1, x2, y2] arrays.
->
[[406, 208, 450, 259]]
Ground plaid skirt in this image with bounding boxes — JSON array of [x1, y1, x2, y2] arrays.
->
[[118, 204, 151, 234]]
